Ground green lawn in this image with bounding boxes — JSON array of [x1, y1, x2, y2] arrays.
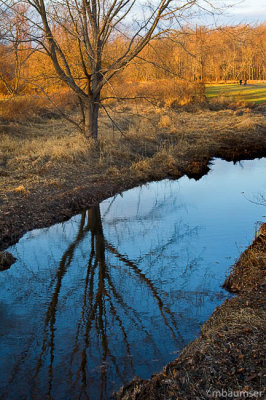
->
[[206, 84, 266, 104]]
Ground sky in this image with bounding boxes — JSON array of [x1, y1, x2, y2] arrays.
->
[[226, 0, 266, 24], [133, 1, 266, 28], [187, 0, 266, 26]]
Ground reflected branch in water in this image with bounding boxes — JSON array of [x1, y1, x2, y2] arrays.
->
[[2, 159, 264, 400], [105, 241, 184, 346], [34, 211, 92, 391], [33, 203, 186, 399]]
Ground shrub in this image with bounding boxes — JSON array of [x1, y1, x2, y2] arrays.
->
[[103, 78, 206, 108], [0, 89, 77, 122]]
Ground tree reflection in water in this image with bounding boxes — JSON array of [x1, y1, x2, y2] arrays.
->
[[2, 158, 265, 399], [33, 205, 187, 400]]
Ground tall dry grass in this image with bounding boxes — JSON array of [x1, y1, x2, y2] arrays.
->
[[0, 131, 93, 167], [1, 102, 265, 199], [0, 79, 207, 128], [0, 88, 77, 121], [103, 78, 206, 107]]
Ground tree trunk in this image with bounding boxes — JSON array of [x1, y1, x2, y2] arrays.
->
[[85, 96, 100, 140]]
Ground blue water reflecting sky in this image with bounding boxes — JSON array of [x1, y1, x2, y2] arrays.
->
[[0, 158, 265, 399]]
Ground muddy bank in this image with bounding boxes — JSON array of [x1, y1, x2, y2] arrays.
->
[[1, 106, 266, 251], [114, 227, 266, 399], [1, 144, 265, 252], [0, 251, 16, 271], [1, 106, 265, 398]]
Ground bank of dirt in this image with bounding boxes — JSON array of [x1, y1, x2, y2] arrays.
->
[[1, 104, 266, 399], [1, 105, 266, 251], [114, 228, 266, 399]]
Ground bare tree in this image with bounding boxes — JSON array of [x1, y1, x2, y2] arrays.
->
[[1, 0, 206, 139], [0, 3, 34, 95]]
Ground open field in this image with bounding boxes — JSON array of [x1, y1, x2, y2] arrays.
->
[[206, 83, 266, 104]]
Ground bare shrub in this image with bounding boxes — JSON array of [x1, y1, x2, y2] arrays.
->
[[104, 79, 206, 108], [0, 95, 48, 121], [0, 89, 77, 122], [158, 115, 172, 128], [49, 89, 78, 112]]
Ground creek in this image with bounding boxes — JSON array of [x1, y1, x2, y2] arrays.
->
[[0, 158, 265, 399]]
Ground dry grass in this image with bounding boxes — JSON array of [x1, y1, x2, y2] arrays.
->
[[223, 225, 266, 293], [158, 114, 172, 128], [1, 132, 93, 164], [103, 78, 206, 108], [0, 89, 77, 121], [236, 117, 259, 131], [1, 104, 265, 196]]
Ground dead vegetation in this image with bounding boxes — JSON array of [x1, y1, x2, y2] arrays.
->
[[0, 250, 16, 271], [0, 103, 266, 250], [0, 89, 77, 122], [102, 79, 206, 108], [223, 227, 266, 293], [0, 99, 265, 400], [0, 79, 206, 123], [114, 227, 266, 400], [0, 103, 265, 191]]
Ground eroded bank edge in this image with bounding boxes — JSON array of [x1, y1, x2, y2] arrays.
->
[[114, 229, 265, 399], [1, 144, 265, 252]]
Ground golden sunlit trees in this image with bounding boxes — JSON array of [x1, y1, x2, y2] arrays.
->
[[0, 4, 35, 95], [2, 0, 208, 140], [0, 0, 265, 128]]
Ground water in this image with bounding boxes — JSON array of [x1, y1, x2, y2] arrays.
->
[[0, 158, 265, 400]]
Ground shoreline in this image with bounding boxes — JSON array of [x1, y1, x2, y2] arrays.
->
[[1, 146, 265, 252], [0, 106, 265, 398], [1, 106, 266, 251], [114, 229, 266, 399]]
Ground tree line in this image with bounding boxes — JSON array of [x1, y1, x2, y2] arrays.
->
[[1, 22, 265, 96], [126, 24, 266, 83], [0, 0, 265, 139]]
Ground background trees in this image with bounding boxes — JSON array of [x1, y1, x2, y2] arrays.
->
[[2, 0, 206, 139], [0, 0, 265, 133]]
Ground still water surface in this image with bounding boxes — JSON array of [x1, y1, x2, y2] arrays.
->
[[0, 158, 265, 399]]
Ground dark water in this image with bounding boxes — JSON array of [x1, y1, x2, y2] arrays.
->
[[0, 158, 265, 400]]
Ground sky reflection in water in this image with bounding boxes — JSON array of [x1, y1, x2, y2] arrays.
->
[[0, 158, 265, 400]]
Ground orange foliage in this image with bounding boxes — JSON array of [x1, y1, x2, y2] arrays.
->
[[0, 23, 265, 120]]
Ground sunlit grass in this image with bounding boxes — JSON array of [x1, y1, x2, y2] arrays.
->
[[206, 84, 266, 104]]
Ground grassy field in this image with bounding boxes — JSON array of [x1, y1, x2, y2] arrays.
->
[[206, 83, 266, 104]]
